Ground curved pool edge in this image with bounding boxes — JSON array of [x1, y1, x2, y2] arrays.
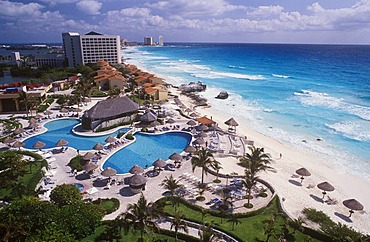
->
[[100, 130, 194, 176], [71, 122, 133, 137], [21, 117, 80, 152]]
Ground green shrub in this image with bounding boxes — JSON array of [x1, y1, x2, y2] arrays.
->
[[93, 198, 120, 214], [68, 155, 86, 171], [141, 127, 148, 132], [302, 208, 334, 227], [258, 192, 268, 198], [38, 105, 48, 112], [125, 133, 134, 140]]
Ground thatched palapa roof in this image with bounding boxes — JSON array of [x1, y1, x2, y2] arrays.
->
[[84, 96, 139, 120]]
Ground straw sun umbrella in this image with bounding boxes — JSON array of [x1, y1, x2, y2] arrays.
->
[[169, 153, 182, 164], [184, 145, 196, 154], [44, 110, 53, 118], [224, 118, 239, 132], [186, 120, 197, 127], [153, 158, 166, 169], [166, 118, 176, 124], [83, 161, 98, 173], [12, 141, 25, 150], [343, 199, 364, 218], [105, 136, 117, 144], [56, 139, 69, 148], [93, 143, 104, 151], [82, 152, 95, 161], [101, 167, 117, 177], [14, 128, 25, 135], [317, 182, 335, 200], [129, 164, 144, 174], [295, 167, 311, 183], [33, 141, 46, 150], [3, 136, 16, 145]]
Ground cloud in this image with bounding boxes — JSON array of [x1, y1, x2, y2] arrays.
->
[[76, 0, 102, 15], [247, 5, 284, 19], [147, 0, 246, 17], [0, 1, 44, 17]]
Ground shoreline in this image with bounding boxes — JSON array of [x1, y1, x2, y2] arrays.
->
[[124, 59, 370, 234]]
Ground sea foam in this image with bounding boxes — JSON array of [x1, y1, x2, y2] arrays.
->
[[294, 90, 370, 121]]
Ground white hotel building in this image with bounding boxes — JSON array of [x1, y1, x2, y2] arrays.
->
[[62, 31, 121, 67]]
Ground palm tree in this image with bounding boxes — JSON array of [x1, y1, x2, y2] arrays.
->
[[213, 161, 222, 183], [170, 211, 188, 242], [239, 146, 271, 175], [227, 214, 242, 231], [198, 223, 217, 242], [290, 217, 306, 234], [191, 147, 216, 184], [242, 169, 258, 208], [120, 193, 159, 241], [240, 146, 271, 207], [161, 175, 182, 196], [17, 91, 30, 117], [262, 214, 277, 242]]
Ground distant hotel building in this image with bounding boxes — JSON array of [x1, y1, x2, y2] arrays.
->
[[35, 53, 65, 67], [143, 37, 153, 46], [62, 31, 121, 67], [158, 35, 164, 46]]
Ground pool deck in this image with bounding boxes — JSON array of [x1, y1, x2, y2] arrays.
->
[[1, 92, 273, 239]]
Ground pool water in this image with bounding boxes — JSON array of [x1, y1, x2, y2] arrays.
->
[[23, 119, 192, 174], [23, 119, 129, 151], [74, 183, 84, 191], [102, 132, 192, 174]]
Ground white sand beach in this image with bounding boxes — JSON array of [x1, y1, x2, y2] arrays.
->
[[172, 87, 370, 234]]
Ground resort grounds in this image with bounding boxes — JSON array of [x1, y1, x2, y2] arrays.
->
[[1, 75, 369, 240]]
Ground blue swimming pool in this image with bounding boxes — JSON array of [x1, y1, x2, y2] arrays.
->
[[102, 132, 192, 174], [23, 119, 129, 150], [23, 119, 192, 174]]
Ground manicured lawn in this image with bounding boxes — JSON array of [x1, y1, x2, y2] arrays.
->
[[82, 225, 191, 242], [162, 197, 319, 242], [93, 198, 120, 214]]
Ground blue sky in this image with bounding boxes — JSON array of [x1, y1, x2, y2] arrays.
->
[[1, 0, 370, 44]]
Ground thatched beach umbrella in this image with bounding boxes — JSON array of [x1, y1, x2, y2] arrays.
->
[[105, 136, 117, 143], [169, 153, 182, 163], [317, 182, 335, 199], [14, 128, 25, 135], [12, 141, 25, 150], [167, 118, 175, 124], [59, 107, 69, 113], [27, 123, 38, 129], [56, 139, 69, 147], [129, 164, 144, 174], [153, 158, 166, 168], [35, 113, 43, 119], [33, 141, 46, 149], [193, 137, 205, 146], [83, 161, 98, 172], [343, 199, 364, 218], [184, 145, 196, 154], [101, 167, 117, 177], [3, 136, 16, 144], [28, 118, 37, 124], [82, 152, 95, 161], [295, 167, 311, 183], [185, 108, 192, 114], [44, 110, 53, 118], [186, 120, 197, 127], [151, 120, 161, 127], [190, 113, 198, 118], [141, 111, 157, 123], [129, 173, 147, 191], [93, 143, 104, 151], [198, 132, 207, 138], [198, 124, 208, 131], [225, 118, 239, 132]]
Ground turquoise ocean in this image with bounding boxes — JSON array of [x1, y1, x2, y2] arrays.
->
[[123, 43, 370, 182]]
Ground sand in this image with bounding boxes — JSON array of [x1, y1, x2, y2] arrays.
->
[[168, 87, 370, 234]]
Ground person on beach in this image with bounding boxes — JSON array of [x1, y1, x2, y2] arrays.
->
[[280, 153, 282, 159]]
